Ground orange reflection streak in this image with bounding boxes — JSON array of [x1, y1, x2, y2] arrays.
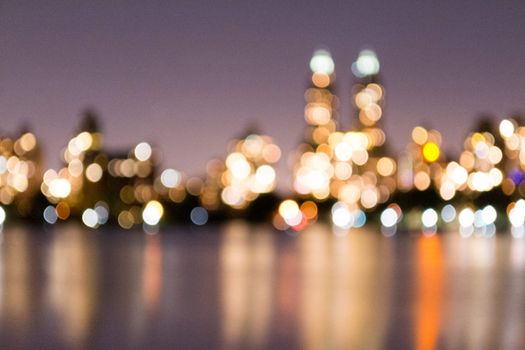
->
[[143, 234, 162, 313], [414, 235, 443, 350]]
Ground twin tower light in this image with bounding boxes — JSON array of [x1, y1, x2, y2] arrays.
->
[[309, 49, 380, 78]]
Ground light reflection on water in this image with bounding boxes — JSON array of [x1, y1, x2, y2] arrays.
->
[[0, 223, 525, 349]]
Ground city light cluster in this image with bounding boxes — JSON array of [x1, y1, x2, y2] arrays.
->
[[1, 49, 525, 235], [274, 49, 525, 235]]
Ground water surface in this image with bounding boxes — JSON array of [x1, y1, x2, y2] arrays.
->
[[1, 223, 524, 349]]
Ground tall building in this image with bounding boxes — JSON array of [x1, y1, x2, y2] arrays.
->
[[303, 49, 339, 146], [350, 49, 386, 155], [329, 49, 395, 211], [283, 49, 395, 229], [292, 49, 339, 200]]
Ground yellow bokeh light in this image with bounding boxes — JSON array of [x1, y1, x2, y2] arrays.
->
[[470, 133, 485, 148], [422, 142, 440, 162]]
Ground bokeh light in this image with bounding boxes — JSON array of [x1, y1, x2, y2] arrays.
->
[[143, 200, 164, 226], [190, 206, 208, 225]]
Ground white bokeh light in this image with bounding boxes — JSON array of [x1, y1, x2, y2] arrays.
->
[[309, 49, 335, 75], [380, 208, 398, 227], [352, 50, 380, 77], [422, 208, 438, 227], [134, 142, 152, 161]]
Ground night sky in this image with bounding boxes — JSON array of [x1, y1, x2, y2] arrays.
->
[[2, 1, 525, 190]]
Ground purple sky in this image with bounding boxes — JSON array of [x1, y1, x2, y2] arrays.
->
[[2, 1, 525, 190]]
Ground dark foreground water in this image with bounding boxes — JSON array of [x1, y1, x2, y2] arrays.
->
[[1, 222, 525, 349]]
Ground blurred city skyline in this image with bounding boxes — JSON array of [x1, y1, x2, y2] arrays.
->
[[2, 1, 525, 190]]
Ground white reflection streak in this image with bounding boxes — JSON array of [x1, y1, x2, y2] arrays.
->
[[466, 237, 497, 350], [298, 225, 330, 350], [298, 225, 391, 349], [219, 222, 275, 349], [500, 237, 525, 348], [249, 229, 275, 347], [0, 228, 32, 339], [340, 230, 392, 349], [442, 236, 497, 350], [47, 225, 97, 348], [510, 235, 525, 268]]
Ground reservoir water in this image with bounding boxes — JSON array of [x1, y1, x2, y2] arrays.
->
[[1, 222, 524, 349]]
